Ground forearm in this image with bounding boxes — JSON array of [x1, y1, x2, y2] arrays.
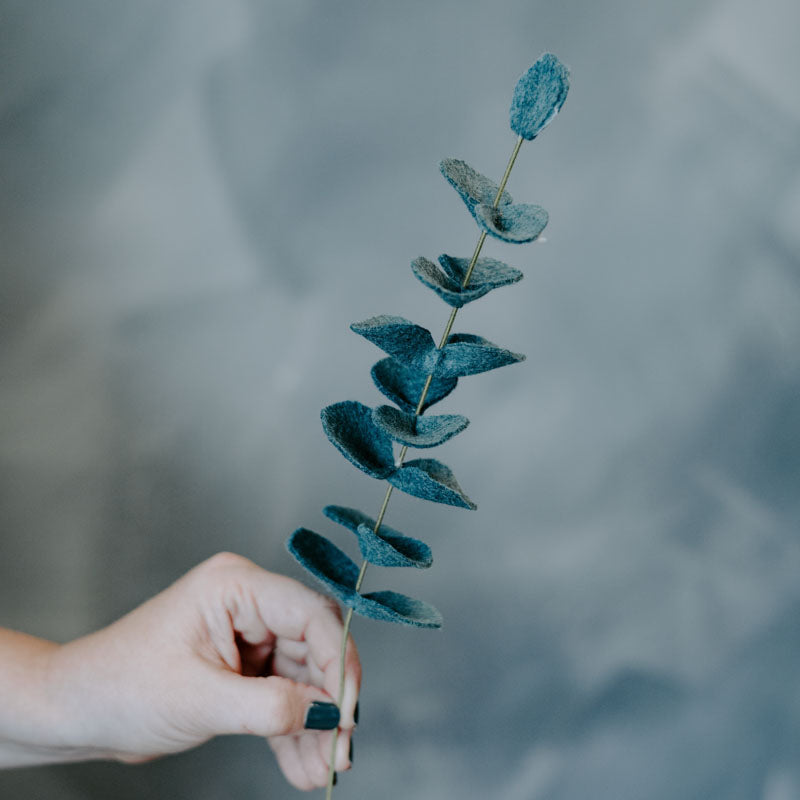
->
[[0, 627, 75, 767], [0, 618, 167, 768]]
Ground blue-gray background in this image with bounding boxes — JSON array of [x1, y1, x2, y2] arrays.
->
[[1, 1, 799, 798]]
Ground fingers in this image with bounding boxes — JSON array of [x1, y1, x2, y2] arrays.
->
[[250, 573, 361, 722], [209, 672, 340, 739], [272, 649, 311, 684], [196, 554, 361, 729], [270, 728, 351, 792], [299, 731, 330, 786], [305, 613, 361, 729], [189, 552, 361, 792], [208, 668, 353, 791], [269, 735, 312, 791], [329, 726, 352, 773]]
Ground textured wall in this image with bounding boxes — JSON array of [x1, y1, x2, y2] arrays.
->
[[1, 0, 799, 798]]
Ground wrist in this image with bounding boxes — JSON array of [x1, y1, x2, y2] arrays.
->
[[0, 626, 129, 767], [0, 628, 73, 767], [44, 631, 132, 764]]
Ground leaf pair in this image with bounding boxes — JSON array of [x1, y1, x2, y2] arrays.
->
[[288, 528, 442, 628], [440, 158, 549, 244], [352, 315, 525, 380], [321, 401, 475, 509], [411, 254, 523, 308]]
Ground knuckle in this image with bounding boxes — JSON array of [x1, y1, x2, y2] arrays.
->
[[266, 679, 299, 733], [205, 551, 247, 569], [192, 552, 254, 585]]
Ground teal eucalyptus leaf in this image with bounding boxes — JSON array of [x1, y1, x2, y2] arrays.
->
[[389, 458, 476, 509], [371, 358, 458, 413], [372, 405, 469, 448], [321, 401, 395, 479], [351, 316, 437, 374], [355, 522, 432, 568], [510, 52, 570, 140], [356, 318, 523, 383], [287, 528, 441, 627], [361, 590, 443, 628], [322, 504, 432, 569], [439, 158, 549, 243], [287, 527, 360, 606], [438, 333, 525, 378], [473, 202, 548, 244], [411, 255, 522, 308], [438, 254, 523, 288], [440, 158, 512, 215], [322, 504, 375, 533]]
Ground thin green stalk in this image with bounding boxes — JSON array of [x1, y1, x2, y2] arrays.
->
[[324, 135, 524, 798]]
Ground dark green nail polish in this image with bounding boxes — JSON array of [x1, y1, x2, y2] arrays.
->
[[304, 701, 340, 730], [354, 701, 360, 725], [348, 738, 354, 764], [333, 773, 338, 786]]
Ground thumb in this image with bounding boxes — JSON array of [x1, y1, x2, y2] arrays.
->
[[209, 672, 340, 738]]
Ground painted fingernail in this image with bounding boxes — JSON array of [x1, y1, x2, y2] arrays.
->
[[333, 773, 338, 786], [304, 701, 340, 730], [348, 738, 354, 765], [354, 701, 360, 725]]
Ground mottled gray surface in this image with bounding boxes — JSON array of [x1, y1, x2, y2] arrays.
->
[[2, 0, 799, 798]]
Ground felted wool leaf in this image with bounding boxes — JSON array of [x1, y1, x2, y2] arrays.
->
[[388, 458, 476, 509], [287, 527, 360, 607], [356, 522, 432, 568], [473, 202, 549, 244], [321, 401, 395, 479], [437, 333, 525, 378], [371, 357, 458, 414], [322, 504, 375, 533], [440, 158, 513, 215], [411, 255, 522, 308], [509, 52, 570, 141], [438, 254, 523, 289], [351, 316, 437, 374], [287, 529, 441, 627], [323, 504, 432, 569], [372, 405, 469, 448], [358, 319, 523, 382], [411, 257, 475, 307], [361, 590, 443, 628]]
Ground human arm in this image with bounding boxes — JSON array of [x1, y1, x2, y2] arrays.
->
[[0, 552, 360, 790]]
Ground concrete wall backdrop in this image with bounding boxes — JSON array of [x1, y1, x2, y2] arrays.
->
[[1, 1, 799, 798]]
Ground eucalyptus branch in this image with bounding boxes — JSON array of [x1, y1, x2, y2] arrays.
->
[[323, 133, 525, 797], [285, 53, 570, 797]]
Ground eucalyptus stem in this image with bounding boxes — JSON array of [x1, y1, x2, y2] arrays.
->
[[324, 134, 525, 798]]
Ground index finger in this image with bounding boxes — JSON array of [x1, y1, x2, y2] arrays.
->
[[305, 608, 360, 728], [215, 559, 361, 727]]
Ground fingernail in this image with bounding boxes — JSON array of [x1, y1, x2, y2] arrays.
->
[[333, 773, 338, 786], [348, 738, 354, 765], [304, 701, 340, 730], [354, 701, 360, 725]]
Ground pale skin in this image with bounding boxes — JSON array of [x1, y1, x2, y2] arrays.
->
[[0, 552, 360, 791]]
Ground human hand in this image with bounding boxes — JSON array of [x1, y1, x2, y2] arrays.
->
[[41, 553, 360, 790]]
